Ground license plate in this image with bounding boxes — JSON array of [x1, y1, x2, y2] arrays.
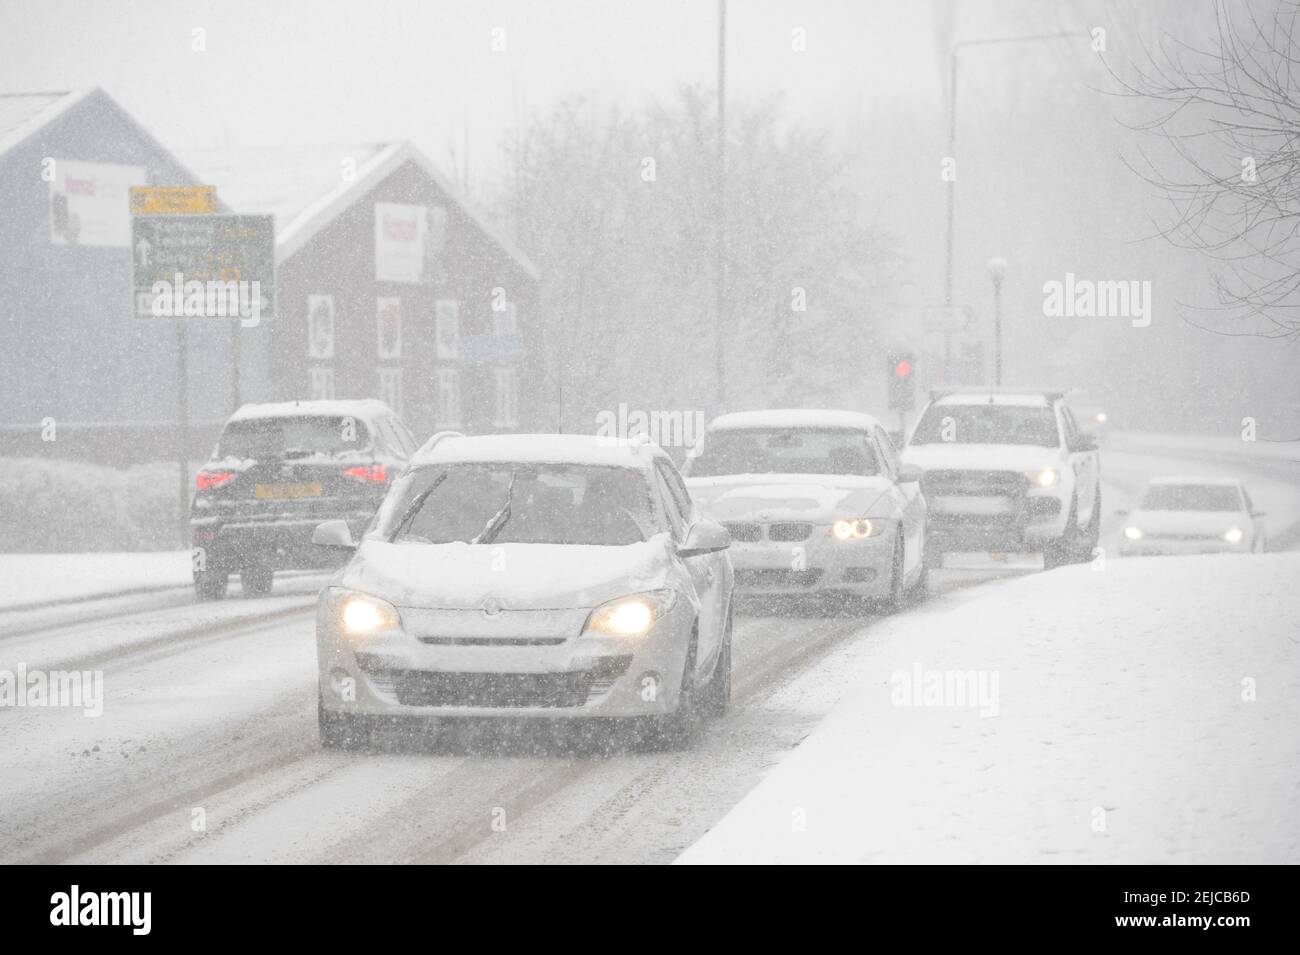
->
[[254, 481, 322, 500]]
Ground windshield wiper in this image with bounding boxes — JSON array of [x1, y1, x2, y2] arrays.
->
[[473, 471, 517, 545], [389, 472, 449, 542]]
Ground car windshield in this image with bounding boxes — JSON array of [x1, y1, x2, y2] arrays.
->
[[217, 416, 370, 460], [909, 404, 1060, 447], [684, 428, 878, 478], [372, 463, 660, 546], [1141, 484, 1242, 512]]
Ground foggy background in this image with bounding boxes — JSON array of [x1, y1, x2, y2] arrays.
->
[[2, 0, 1295, 437]]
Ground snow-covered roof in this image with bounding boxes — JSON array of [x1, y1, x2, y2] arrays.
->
[[706, 409, 883, 432], [1145, 475, 1244, 487], [184, 140, 539, 279], [0, 88, 214, 193], [411, 433, 664, 469], [227, 399, 396, 423]]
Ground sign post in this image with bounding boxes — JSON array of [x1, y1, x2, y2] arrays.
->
[[130, 195, 276, 551]]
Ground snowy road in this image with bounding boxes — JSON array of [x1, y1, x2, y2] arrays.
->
[[1, 440, 1296, 864]]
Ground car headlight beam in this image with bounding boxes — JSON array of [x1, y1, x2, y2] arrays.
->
[[1224, 527, 1244, 543], [584, 590, 676, 637], [338, 593, 401, 636], [1026, 468, 1059, 488], [832, 518, 881, 541], [1124, 526, 1143, 541]]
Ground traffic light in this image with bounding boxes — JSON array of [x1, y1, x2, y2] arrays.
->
[[887, 352, 916, 411]]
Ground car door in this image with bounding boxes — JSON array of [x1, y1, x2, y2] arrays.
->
[[654, 460, 725, 674], [873, 426, 925, 575]]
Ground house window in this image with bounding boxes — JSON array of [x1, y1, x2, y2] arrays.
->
[[307, 294, 335, 359], [377, 367, 402, 416], [494, 366, 519, 429], [436, 367, 461, 428], [377, 297, 402, 359], [309, 366, 335, 400]]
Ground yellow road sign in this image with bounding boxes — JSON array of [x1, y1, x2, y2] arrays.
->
[[130, 186, 217, 215]]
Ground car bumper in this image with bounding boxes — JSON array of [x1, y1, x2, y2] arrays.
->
[[1118, 539, 1250, 557], [726, 525, 897, 596], [925, 494, 1068, 551], [316, 595, 695, 720]]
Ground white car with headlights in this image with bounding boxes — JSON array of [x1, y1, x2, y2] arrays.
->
[[901, 389, 1101, 568], [682, 410, 928, 609], [1119, 477, 1265, 556], [311, 434, 734, 749]]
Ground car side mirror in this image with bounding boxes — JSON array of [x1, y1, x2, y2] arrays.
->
[[1071, 433, 1098, 453], [898, 463, 923, 484], [1115, 508, 1128, 517], [677, 518, 731, 558], [312, 519, 356, 550]]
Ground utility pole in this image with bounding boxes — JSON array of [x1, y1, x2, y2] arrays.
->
[[714, 0, 727, 409]]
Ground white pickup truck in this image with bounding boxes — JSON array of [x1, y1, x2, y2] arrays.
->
[[900, 389, 1101, 569]]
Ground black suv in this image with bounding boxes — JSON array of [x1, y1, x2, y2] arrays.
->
[[190, 399, 418, 599]]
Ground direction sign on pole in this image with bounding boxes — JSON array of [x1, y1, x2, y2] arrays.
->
[[130, 185, 218, 215], [131, 214, 275, 326]]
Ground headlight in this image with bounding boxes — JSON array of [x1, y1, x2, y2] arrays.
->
[[1223, 527, 1244, 543], [338, 593, 401, 636], [584, 590, 676, 637], [1026, 468, 1058, 488], [831, 518, 881, 541], [1124, 526, 1143, 541]]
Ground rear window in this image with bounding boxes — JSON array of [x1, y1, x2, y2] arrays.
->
[[217, 416, 371, 460], [684, 428, 878, 478], [910, 404, 1060, 447], [1141, 484, 1242, 512]]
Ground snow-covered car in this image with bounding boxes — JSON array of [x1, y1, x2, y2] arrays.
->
[[1119, 477, 1266, 556], [682, 410, 928, 609], [190, 399, 418, 599], [312, 434, 734, 749], [901, 389, 1100, 568]]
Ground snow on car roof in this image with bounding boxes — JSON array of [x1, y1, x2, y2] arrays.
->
[[227, 399, 396, 424], [1146, 475, 1243, 487], [934, 392, 1052, 407], [411, 433, 665, 469], [706, 409, 882, 432]]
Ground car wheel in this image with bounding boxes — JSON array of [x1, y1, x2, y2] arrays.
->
[[194, 568, 228, 601], [1077, 485, 1102, 560], [1044, 496, 1079, 569], [881, 535, 906, 613], [699, 608, 732, 719], [241, 566, 274, 597], [637, 632, 701, 750], [318, 696, 371, 751]]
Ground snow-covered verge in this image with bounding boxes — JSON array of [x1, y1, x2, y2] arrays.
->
[[0, 551, 192, 610], [677, 553, 1300, 864], [0, 457, 182, 552], [1107, 431, 1300, 463]]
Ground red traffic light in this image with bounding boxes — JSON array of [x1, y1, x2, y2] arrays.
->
[[893, 358, 912, 378]]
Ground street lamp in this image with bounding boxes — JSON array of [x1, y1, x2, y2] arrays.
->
[[987, 256, 1007, 386]]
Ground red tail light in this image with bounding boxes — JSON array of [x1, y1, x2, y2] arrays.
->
[[196, 470, 234, 491], [343, 464, 388, 483]]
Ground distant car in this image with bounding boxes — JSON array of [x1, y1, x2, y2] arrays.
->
[[682, 409, 928, 609], [190, 399, 419, 599], [1119, 477, 1265, 556], [313, 434, 734, 749], [900, 389, 1101, 568]]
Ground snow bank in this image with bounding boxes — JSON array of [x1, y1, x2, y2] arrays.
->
[[677, 554, 1300, 864], [0, 551, 192, 610]]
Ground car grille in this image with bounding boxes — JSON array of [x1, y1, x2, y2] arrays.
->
[[767, 522, 813, 542], [921, 469, 1027, 496], [354, 655, 632, 707], [724, 522, 762, 542], [735, 568, 824, 588], [416, 636, 568, 647]]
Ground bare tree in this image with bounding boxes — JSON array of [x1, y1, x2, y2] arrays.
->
[[1115, 0, 1300, 338]]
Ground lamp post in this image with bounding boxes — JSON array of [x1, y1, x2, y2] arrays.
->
[[987, 256, 1007, 386]]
